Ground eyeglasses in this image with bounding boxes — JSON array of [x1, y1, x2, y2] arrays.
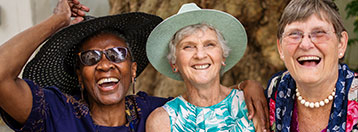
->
[[78, 46, 129, 66], [282, 30, 336, 44]]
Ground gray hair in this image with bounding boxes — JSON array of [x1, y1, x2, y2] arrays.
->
[[277, 0, 346, 41], [167, 23, 230, 64]]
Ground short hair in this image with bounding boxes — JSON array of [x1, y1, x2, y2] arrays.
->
[[277, 0, 346, 40], [167, 23, 230, 64]]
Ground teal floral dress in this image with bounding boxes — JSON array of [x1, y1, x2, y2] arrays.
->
[[163, 89, 255, 132]]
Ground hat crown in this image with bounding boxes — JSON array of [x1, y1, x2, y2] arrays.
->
[[177, 3, 201, 14]]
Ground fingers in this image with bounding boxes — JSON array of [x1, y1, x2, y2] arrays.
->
[[71, 3, 90, 13], [258, 102, 269, 132], [249, 86, 269, 131], [71, 8, 84, 16], [72, 12, 78, 17], [74, 3, 90, 11], [240, 80, 269, 130], [68, 0, 80, 4], [252, 118, 261, 132], [67, 0, 80, 7], [71, 17, 84, 25], [256, 87, 269, 131], [263, 100, 270, 131], [67, 0, 89, 17], [251, 101, 269, 132], [246, 98, 255, 120], [252, 109, 266, 132], [255, 90, 269, 131]]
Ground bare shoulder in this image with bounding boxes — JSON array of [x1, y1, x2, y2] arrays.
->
[[146, 107, 170, 132]]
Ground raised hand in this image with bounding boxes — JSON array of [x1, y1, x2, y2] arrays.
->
[[53, 0, 90, 26], [0, 0, 89, 125]]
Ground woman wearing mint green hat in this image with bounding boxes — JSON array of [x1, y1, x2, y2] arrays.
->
[[0, 0, 171, 131], [146, 3, 255, 132], [0, 0, 269, 131]]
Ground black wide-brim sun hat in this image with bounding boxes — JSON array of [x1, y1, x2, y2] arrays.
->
[[22, 12, 162, 96]]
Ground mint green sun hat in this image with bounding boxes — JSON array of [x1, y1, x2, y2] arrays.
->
[[146, 3, 247, 81]]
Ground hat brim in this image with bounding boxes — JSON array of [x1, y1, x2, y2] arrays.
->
[[146, 9, 247, 81], [23, 12, 162, 95]]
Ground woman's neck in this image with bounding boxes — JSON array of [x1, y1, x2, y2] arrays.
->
[[296, 75, 338, 102], [89, 100, 127, 127], [183, 80, 231, 107]]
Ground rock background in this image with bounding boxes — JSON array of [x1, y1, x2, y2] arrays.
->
[[109, 0, 289, 97], [0, 0, 289, 130]]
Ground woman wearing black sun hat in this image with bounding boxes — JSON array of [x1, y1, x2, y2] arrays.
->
[[0, 0, 170, 131], [0, 0, 269, 131]]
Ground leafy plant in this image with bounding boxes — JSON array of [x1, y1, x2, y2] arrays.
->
[[344, 0, 358, 72]]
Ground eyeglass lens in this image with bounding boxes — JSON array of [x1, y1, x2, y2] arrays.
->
[[79, 47, 128, 66], [283, 30, 333, 44]]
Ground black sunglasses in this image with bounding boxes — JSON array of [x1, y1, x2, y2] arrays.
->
[[78, 46, 129, 66]]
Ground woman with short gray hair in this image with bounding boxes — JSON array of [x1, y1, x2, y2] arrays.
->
[[146, 3, 255, 132]]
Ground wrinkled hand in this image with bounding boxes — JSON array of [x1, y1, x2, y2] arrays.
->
[[232, 80, 269, 132], [53, 0, 90, 26]]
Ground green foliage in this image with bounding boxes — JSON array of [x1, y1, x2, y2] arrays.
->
[[344, 0, 358, 72], [348, 38, 358, 46], [345, 0, 358, 46]]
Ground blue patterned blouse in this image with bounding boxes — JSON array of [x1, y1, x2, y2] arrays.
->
[[0, 79, 171, 132], [163, 89, 255, 132]]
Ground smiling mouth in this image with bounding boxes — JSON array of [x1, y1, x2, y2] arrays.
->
[[97, 78, 119, 88], [192, 64, 210, 70], [297, 56, 321, 66]]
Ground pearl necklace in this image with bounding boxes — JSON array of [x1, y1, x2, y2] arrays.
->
[[296, 88, 336, 108]]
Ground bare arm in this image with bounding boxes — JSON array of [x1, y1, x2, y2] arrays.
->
[[0, 0, 89, 124], [146, 107, 171, 132]]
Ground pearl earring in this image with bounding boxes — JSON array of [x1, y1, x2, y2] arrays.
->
[[339, 53, 343, 57], [222, 61, 226, 66]]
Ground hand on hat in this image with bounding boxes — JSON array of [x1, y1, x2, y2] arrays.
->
[[53, 0, 90, 26]]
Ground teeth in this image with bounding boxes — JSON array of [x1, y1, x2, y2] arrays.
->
[[194, 64, 209, 69], [298, 56, 320, 61], [97, 78, 119, 85]]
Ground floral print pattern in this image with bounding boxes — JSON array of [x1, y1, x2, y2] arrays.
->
[[266, 64, 358, 132], [269, 99, 276, 131], [347, 100, 358, 132], [347, 74, 358, 132], [163, 89, 255, 132]]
